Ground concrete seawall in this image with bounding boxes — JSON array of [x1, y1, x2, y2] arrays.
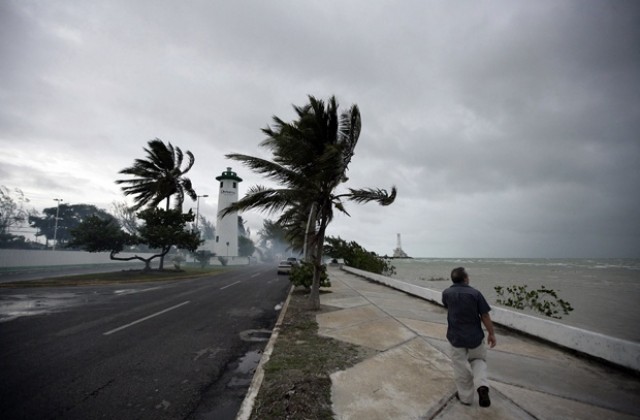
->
[[0, 249, 156, 268], [342, 266, 640, 373]]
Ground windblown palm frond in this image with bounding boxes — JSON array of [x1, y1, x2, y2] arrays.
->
[[220, 185, 300, 218], [226, 95, 397, 310], [116, 138, 197, 211], [343, 187, 398, 206]]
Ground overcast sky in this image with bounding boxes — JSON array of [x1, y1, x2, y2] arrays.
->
[[1, 1, 639, 258]]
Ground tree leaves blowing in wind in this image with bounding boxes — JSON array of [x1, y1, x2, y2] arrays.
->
[[222, 95, 397, 309], [115, 138, 197, 211]]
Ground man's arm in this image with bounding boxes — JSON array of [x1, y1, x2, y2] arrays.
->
[[481, 313, 496, 348]]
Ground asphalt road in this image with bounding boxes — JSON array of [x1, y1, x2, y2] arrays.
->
[[0, 264, 291, 420]]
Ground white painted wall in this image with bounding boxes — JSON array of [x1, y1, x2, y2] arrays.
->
[[0, 249, 156, 268], [342, 266, 640, 373]]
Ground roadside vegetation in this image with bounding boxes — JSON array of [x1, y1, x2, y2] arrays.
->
[[249, 288, 376, 419], [324, 236, 396, 276]]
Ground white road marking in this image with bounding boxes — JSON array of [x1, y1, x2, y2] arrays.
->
[[250, 273, 260, 278], [220, 281, 241, 290], [103, 301, 190, 336]]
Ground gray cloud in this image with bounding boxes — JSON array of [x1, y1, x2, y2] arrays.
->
[[1, 0, 638, 257]]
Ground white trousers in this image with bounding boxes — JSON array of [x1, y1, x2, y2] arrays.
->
[[450, 343, 488, 404]]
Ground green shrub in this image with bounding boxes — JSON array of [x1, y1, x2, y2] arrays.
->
[[290, 261, 331, 289], [494, 285, 574, 319], [193, 250, 214, 268], [324, 236, 396, 276]]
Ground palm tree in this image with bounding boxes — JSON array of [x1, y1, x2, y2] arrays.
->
[[223, 95, 396, 309], [116, 138, 197, 270], [116, 138, 197, 211]]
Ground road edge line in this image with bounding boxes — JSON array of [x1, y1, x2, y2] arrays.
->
[[235, 284, 294, 420]]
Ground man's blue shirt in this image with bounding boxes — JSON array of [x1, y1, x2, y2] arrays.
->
[[442, 283, 491, 348]]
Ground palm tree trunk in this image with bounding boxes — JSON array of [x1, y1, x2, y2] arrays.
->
[[309, 212, 328, 310], [159, 198, 171, 270], [303, 203, 316, 262]]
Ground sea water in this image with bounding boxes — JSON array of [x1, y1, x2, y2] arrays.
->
[[389, 258, 640, 343]]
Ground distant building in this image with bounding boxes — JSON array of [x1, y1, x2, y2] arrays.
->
[[214, 167, 242, 257], [392, 233, 409, 258]]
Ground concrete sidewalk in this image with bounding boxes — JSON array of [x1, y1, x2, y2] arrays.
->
[[318, 268, 640, 419]]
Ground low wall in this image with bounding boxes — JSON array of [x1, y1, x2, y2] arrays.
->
[[342, 266, 640, 373], [0, 249, 157, 268]]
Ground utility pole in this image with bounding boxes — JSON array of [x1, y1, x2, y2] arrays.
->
[[52, 198, 63, 250]]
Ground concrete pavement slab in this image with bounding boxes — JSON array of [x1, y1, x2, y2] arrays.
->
[[320, 317, 417, 351], [317, 304, 387, 330], [319, 268, 640, 419], [331, 338, 454, 420], [397, 317, 448, 340], [434, 387, 535, 419], [492, 381, 640, 420], [320, 295, 369, 309]]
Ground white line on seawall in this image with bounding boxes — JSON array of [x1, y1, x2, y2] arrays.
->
[[220, 281, 241, 290], [103, 301, 191, 336]]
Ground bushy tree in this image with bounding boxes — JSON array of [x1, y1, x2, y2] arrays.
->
[[69, 208, 201, 271], [116, 138, 198, 268], [193, 250, 215, 268], [324, 236, 395, 276], [289, 261, 330, 290], [30, 203, 114, 249], [238, 235, 256, 257]]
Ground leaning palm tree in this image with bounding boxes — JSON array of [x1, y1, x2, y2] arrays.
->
[[116, 138, 197, 270], [116, 138, 197, 211], [223, 95, 396, 309]]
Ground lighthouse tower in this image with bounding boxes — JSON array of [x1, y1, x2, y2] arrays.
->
[[214, 167, 243, 258]]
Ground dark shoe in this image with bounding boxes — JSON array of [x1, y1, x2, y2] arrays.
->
[[455, 392, 471, 406], [477, 386, 491, 407]]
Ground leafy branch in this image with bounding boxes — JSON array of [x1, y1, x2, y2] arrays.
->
[[494, 285, 574, 319]]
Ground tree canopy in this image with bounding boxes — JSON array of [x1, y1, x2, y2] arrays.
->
[[116, 138, 197, 211], [29, 203, 114, 249], [223, 95, 396, 309], [69, 208, 201, 271], [324, 236, 395, 276]]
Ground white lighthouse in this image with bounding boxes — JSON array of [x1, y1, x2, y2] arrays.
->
[[214, 167, 242, 258]]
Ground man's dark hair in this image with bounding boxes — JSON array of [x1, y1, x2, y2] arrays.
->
[[451, 267, 468, 284]]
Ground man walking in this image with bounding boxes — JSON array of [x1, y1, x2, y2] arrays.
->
[[442, 267, 496, 407]]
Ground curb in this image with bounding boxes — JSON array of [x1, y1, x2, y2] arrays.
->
[[235, 285, 294, 420]]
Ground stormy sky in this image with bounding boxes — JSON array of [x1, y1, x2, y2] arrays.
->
[[1, 1, 639, 258]]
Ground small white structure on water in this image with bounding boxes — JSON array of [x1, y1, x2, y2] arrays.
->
[[392, 233, 409, 258], [214, 167, 242, 258]]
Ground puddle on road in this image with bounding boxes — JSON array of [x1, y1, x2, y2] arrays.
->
[[0, 292, 87, 322], [0, 286, 162, 322], [227, 349, 263, 388], [193, 348, 265, 419]]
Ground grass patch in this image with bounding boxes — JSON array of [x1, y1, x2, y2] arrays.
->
[[0, 267, 230, 288], [250, 288, 377, 419]]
